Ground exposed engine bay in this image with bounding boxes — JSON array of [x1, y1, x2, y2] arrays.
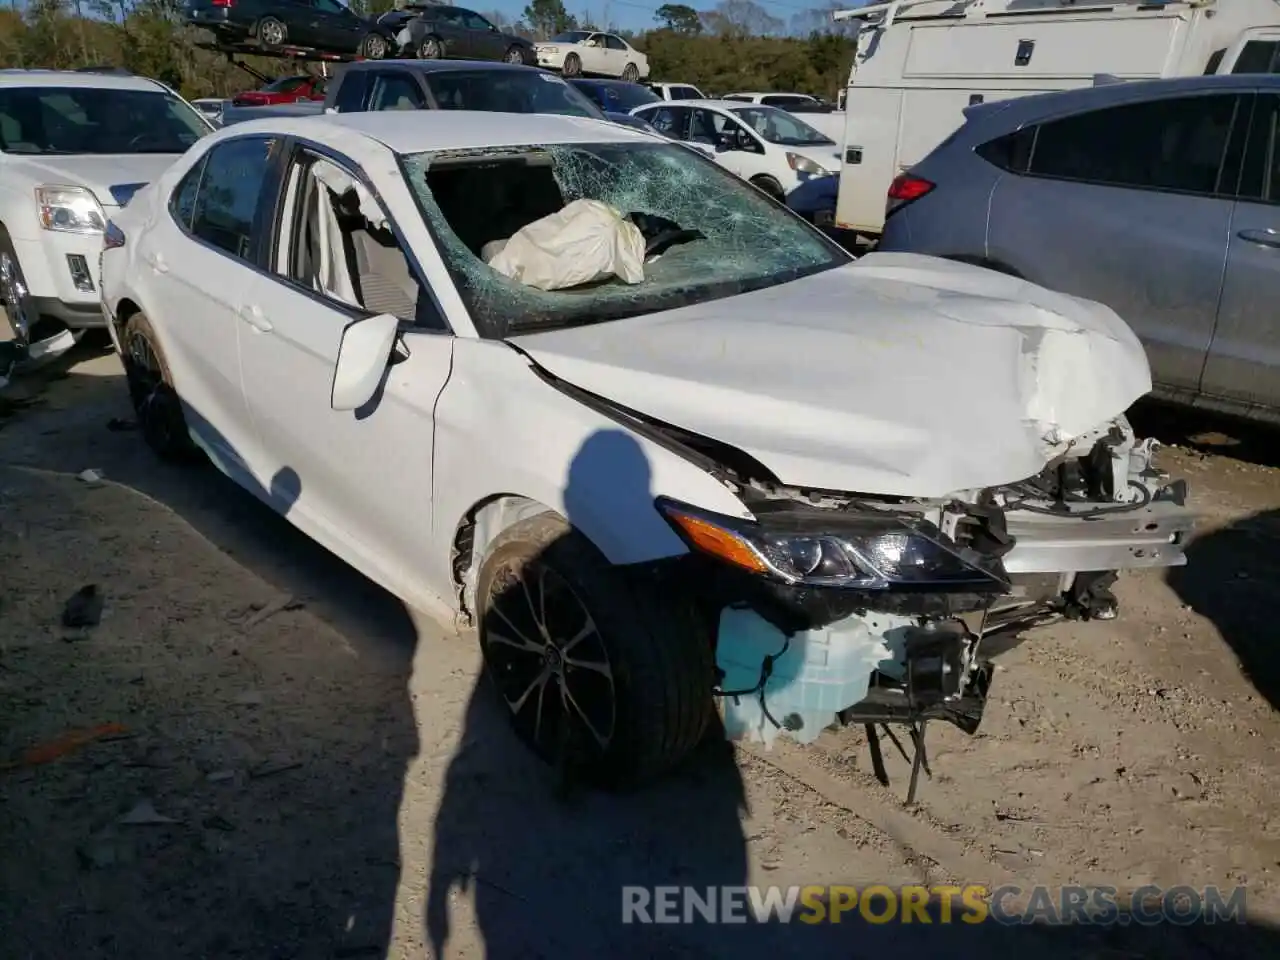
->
[[647, 411, 1193, 802]]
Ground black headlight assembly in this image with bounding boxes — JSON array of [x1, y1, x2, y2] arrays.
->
[[655, 496, 1012, 596]]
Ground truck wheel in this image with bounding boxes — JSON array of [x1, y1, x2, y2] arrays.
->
[[562, 53, 582, 77], [418, 35, 443, 59], [622, 63, 639, 82], [359, 33, 388, 60], [121, 311, 200, 463], [476, 513, 714, 790], [750, 175, 786, 202], [257, 17, 287, 48]]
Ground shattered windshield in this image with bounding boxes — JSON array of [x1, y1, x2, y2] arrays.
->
[[0, 87, 208, 155], [729, 105, 833, 146], [401, 140, 850, 338]]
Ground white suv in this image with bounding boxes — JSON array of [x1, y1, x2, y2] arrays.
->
[[0, 69, 212, 357]]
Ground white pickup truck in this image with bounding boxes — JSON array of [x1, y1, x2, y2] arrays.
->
[[0, 69, 212, 361]]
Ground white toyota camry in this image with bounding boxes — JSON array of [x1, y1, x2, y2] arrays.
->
[[100, 111, 1194, 792]]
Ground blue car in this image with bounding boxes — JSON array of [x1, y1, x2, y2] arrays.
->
[[786, 174, 837, 227], [568, 77, 660, 133]]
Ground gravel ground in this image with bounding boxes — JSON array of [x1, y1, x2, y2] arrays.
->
[[3, 340, 1280, 959]]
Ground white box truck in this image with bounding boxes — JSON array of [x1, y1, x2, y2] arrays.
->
[[831, 0, 1280, 237]]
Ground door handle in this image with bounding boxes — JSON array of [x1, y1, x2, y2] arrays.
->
[[1238, 228, 1280, 249], [238, 304, 273, 333], [146, 252, 168, 274]]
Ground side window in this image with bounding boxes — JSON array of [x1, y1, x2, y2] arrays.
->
[[314, 0, 344, 13], [604, 35, 627, 51], [332, 70, 368, 112], [1028, 94, 1240, 196], [1233, 40, 1280, 73], [673, 86, 699, 100], [368, 72, 427, 111], [1237, 94, 1280, 202], [461, 12, 491, 30], [645, 106, 687, 138], [190, 137, 276, 259], [762, 95, 806, 107], [975, 126, 1036, 173], [276, 152, 437, 327], [169, 155, 208, 231], [689, 108, 723, 145]]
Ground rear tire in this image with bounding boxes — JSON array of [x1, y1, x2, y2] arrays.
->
[[622, 62, 639, 82], [476, 514, 713, 790], [562, 53, 582, 77], [257, 16, 286, 48], [121, 312, 200, 463], [418, 35, 443, 59]]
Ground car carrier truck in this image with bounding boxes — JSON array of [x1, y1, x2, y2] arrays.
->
[[831, 0, 1280, 237]]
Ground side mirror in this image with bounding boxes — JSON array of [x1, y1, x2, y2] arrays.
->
[[331, 312, 400, 411]]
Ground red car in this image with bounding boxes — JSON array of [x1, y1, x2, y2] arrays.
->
[[230, 74, 327, 107]]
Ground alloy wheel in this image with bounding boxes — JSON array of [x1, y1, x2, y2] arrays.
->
[[126, 331, 179, 452], [481, 558, 616, 759]]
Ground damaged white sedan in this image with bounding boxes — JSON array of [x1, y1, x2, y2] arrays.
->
[[100, 111, 1194, 795]]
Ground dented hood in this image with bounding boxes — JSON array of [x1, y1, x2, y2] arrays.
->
[[510, 252, 1152, 498]]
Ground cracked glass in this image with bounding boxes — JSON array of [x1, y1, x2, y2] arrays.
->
[[401, 140, 850, 338]]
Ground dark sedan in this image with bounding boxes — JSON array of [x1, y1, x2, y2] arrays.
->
[[184, 0, 394, 58], [393, 5, 535, 65]]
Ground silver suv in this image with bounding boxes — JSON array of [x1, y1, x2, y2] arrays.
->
[[877, 74, 1280, 424]]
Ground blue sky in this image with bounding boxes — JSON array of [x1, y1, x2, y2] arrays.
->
[[479, 0, 848, 35]]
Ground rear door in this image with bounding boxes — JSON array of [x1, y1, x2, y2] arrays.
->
[[986, 91, 1243, 395], [1202, 92, 1280, 410], [431, 7, 476, 57]]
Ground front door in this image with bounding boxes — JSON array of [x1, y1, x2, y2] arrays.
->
[[462, 10, 506, 59], [234, 144, 455, 594], [310, 0, 364, 53], [1203, 91, 1280, 410], [134, 135, 280, 480]]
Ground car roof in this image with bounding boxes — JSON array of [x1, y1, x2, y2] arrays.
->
[[633, 98, 768, 111], [212, 109, 653, 154], [340, 58, 542, 75], [0, 69, 166, 92], [966, 73, 1280, 130]]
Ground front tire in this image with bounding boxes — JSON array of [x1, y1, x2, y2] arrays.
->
[[256, 16, 287, 48], [121, 312, 200, 463], [562, 52, 582, 77], [359, 33, 388, 60], [504, 45, 526, 65], [751, 174, 786, 203], [476, 514, 713, 790]]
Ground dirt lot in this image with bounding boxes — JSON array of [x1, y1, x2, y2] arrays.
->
[[3, 340, 1280, 959]]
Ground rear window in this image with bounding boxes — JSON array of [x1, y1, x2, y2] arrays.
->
[[424, 70, 602, 118]]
